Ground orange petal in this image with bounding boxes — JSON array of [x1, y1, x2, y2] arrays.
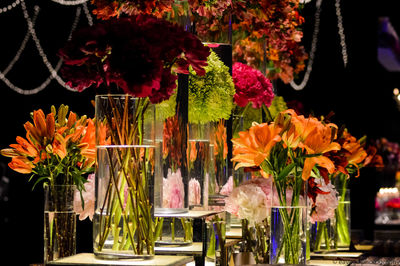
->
[[8, 156, 33, 174]]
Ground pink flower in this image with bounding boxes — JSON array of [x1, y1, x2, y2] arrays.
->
[[310, 179, 339, 223], [162, 169, 185, 209], [189, 178, 201, 206], [232, 62, 274, 108], [74, 173, 95, 221], [219, 176, 233, 196]]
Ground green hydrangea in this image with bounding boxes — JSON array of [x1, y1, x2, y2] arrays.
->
[[188, 50, 235, 124], [156, 50, 235, 124]]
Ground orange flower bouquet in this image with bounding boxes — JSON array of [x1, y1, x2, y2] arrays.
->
[[1, 104, 95, 190], [1, 104, 95, 262], [231, 109, 341, 264]]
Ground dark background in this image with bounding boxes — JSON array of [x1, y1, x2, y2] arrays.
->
[[0, 1, 399, 265]]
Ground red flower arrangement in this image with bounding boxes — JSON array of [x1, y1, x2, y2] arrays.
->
[[58, 14, 210, 103], [232, 62, 274, 109]]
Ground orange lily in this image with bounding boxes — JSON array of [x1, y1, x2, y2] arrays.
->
[[189, 141, 197, 163], [214, 120, 228, 158], [80, 119, 96, 160], [52, 133, 68, 159], [301, 125, 341, 180], [8, 156, 34, 174], [232, 122, 282, 170], [9, 136, 38, 158]]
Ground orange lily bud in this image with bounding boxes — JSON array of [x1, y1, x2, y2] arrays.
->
[[33, 109, 47, 138], [0, 148, 20, 157], [24, 122, 41, 143], [67, 112, 77, 129], [46, 113, 55, 139]]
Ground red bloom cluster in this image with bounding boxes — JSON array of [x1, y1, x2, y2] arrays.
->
[[58, 14, 210, 103], [232, 62, 274, 109]]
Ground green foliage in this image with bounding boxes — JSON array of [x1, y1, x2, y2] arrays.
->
[[269, 96, 288, 119]]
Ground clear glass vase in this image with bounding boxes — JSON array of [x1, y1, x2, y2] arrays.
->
[[44, 185, 76, 263], [154, 217, 193, 246], [94, 95, 155, 259], [241, 219, 269, 264], [270, 206, 307, 264], [188, 123, 211, 210], [335, 189, 351, 250], [206, 217, 226, 265], [310, 218, 337, 253]]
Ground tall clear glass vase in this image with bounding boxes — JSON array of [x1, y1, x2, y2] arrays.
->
[[188, 123, 211, 210], [335, 189, 351, 250], [94, 95, 155, 259]]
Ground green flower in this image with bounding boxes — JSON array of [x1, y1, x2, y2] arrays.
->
[[188, 50, 235, 124], [157, 50, 235, 124]]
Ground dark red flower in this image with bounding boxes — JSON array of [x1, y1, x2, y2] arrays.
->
[[59, 14, 210, 103]]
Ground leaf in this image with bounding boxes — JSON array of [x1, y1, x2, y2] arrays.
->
[[32, 176, 50, 190], [276, 163, 296, 182]]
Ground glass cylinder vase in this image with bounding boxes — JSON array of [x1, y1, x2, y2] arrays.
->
[[44, 185, 76, 263], [154, 217, 193, 246], [335, 189, 351, 250], [270, 206, 307, 264], [188, 123, 211, 210], [241, 219, 269, 264], [206, 217, 226, 265], [310, 218, 337, 253], [94, 95, 155, 259]]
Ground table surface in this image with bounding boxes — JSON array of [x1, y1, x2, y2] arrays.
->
[[46, 253, 194, 266]]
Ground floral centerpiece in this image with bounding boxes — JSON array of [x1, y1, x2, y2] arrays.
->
[[58, 14, 210, 258], [231, 109, 341, 264], [1, 105, 95, 262]]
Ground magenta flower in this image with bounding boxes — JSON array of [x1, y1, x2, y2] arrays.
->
[[162, 169, 185, 209], [232, 62, 274, 108], [74, 173, 95, 221]]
